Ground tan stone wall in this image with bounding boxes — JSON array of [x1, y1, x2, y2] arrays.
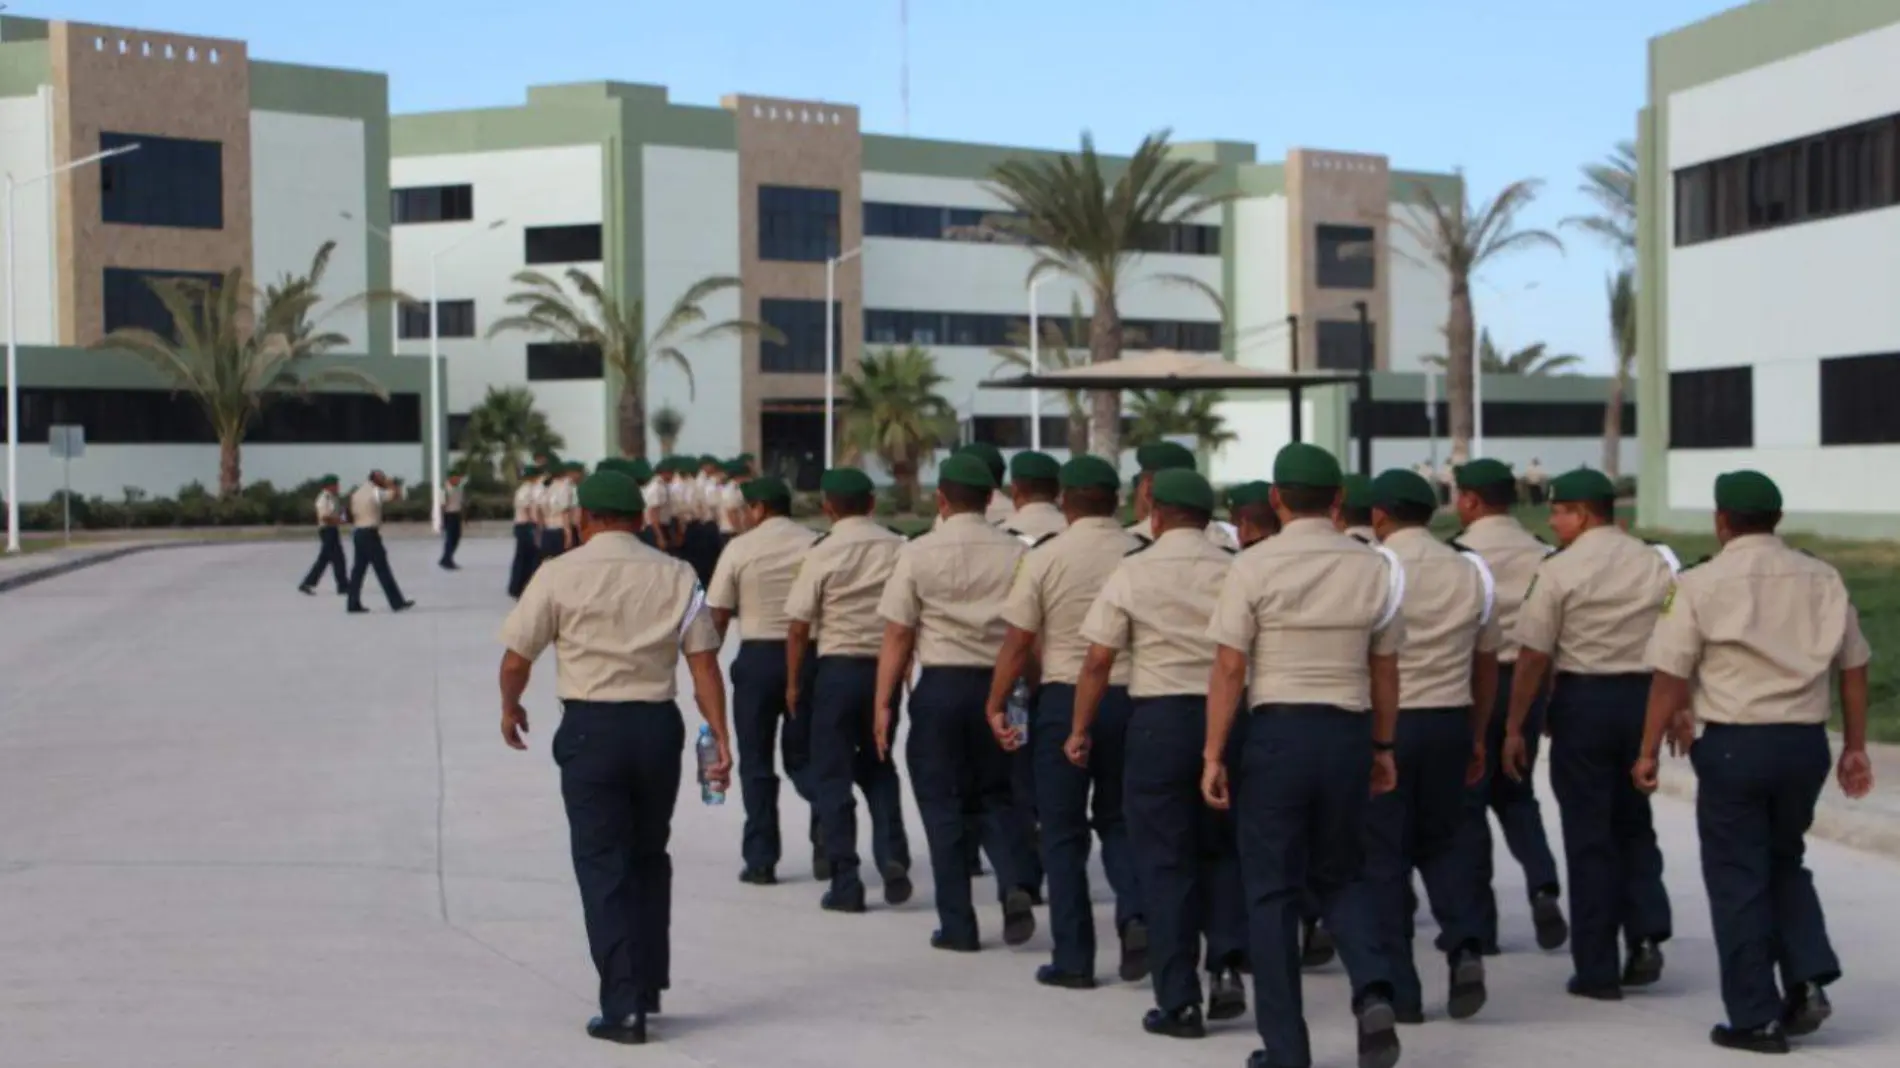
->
[[50, 21, 253, 344], [722, 94, 861, 458], [1285, 148, 1389, 372]]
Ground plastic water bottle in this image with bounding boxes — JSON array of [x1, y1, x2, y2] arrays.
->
[[696, 726, 725, 806], [1007, 680, 1032, 747]]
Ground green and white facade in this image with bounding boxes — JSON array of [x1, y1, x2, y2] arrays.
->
[[1640, 0, 1900, 537]]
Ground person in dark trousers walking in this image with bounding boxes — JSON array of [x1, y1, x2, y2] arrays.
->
[[538, 463, 579, 561], [1635, 470, 1874, 1054], [990, 454, 1147, 991], [1076, 469, 1247, 1038], [1204, 443, 1406, 1068], [345, 470, 414, 614], [298, 473, 348, 595], [507, 464, 542, 598], [1504, 467, 1675, 1001], [875, 454, 1038, 952], [706, 475, 825, 886], [1447, 459, 1568, 953], [498, 470, 732, 1046], [439, 469, 466, 570]]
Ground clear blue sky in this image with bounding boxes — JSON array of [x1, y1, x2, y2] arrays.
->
[[44, 0, 1738, 373]]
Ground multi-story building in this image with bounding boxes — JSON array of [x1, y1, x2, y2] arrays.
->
[[1640, 0, 1900, 537]]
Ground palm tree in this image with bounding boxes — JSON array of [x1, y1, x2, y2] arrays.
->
[[1124, 389, 1236, 453], [487, 270, 780, 457], [93, 268, 387, 496], [840, 345, 957, 513], [1394, 176, 1563, 462], [990, 294, 1092, 454], [461, 386, 565, 483], [987, 130, 1230, 462], [651, 404, 685, 455], [1423, 329, 1583, 376], [1564, 140, 1638, 257], [1603, 267, 1637, 476]]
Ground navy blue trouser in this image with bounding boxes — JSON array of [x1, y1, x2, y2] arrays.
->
[[1693, 723, 1842, 1030], [1459, 662, 1561, 946], [1012, 734, 1044, 890], [440, 512, 463, 566], [538, 528, 567, 561], [1124, 696, 1246, 1012], [302, 526, 348, 592], [346, 528, 405, 610], [1548, 673, 1672, 989], [1359, 708, 1485, 1013], [507, 522, 539, 597], [730, 641, 820, 871], [1237, 705, 1395, 1068], [1034, 683, 1143, 976], [811, 657, 912, 891], [907, 666, 1034, 943], [553, 701, 684, 1019]]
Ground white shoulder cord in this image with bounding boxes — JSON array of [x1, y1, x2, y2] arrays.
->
[[1371, 545, 1407, 633], [1459, 550, 1497, 627], [678, 582, 708, 647], [1212, 520, 1239, 546], [1652, 543, 1682, 575], [1016, 533, 1040, 547]]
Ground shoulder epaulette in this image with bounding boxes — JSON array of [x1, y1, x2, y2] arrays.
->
[[1799, 548, 1818, 559], [908, 528, 929, 541], [1349, 533, 1372, 546], [1004, 526, 1024, 537], [1534, 533, 1551, 545], [883, 524, 906, 537], [1031, 532, 1059, 550], [809, 531, 831, 547], [1124, 541, 1153, 557], [1447, 537, 1471, 554], [1222, 545, 1238, 555]]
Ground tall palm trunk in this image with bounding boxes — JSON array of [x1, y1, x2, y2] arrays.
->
[[1088, 295, 1124, 460], [892, 458, 917, 514], [617, 384, 647, 458], [218, 437, 242, 497], [1602, 367, 1626, 476], [1445, 279, 1477, 463], [1066, 405, 1089, 455]]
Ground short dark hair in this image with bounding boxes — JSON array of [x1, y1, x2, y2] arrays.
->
[[1014, 476, 1059, 502], [1722, 509, 1781, 536], [1379, 501, 1435, 526], [1463, 482, 1516, 509], [1338, 504, 1374, 527], [940, 481, 991, 512], [1233, 502, 1278, 533], [825, 491, 873, 517], [1153, 503, 1211, 529], [1278, 484, 1337, 515], [756, 496, 792, 518], [1063, 486, 1118, 518], [1580, 497, 1616, 522]]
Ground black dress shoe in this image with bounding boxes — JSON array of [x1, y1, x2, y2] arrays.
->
[[1302, 918, 1337, 968], [1532, 889, 1569, 950], [585, 1013, 647, 1045], [640, 989, 662, 1015], [1036, 964, 1097, 990], [1025, 885, 1046, 907], [1141, 1005, 1205, 1039], [1622, 939, 1665, 986], [1711, 1022, 1790, 1054], [1394, 1006, 1426, 1025], [1781, 981, 1831, 1037], [812, 844, 832, 882], [298, 585, 315, 596], [1119, 919, 1150, 982], [1478, 940, 1502, 957], [1567, 976, 1623, 1001], [1208, 968, 1247, 1021], [392, 600, 417, 612], [738, 865, 777, 886], [881, 862, 913, 906], [931, 929, 980, 953], [1355, 995, 1401, 1068], [346, 605, 369, 614], [821, 884, 866, 914], [1002, 888, 1036, 946], [1447, 948, 1487, 1020]]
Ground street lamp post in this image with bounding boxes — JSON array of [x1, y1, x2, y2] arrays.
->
[[823, 245, 862, 469], [6, 143, 141, 554], [1028, 275, 1050, 451]]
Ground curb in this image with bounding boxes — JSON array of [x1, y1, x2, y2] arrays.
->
[[1654, 753, 1900, 863], [0, 540, 224, 595]]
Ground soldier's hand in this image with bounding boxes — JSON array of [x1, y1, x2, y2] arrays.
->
[[785, 686, 801, 720], [1201, 759, 1231, 810], [874, 705, 894, 763], [986, 703, 1020, 752], [1370, 751, 1398, 796], [501, 703, 530, 750], [1839, 748, 1875, 799], [1501, 731, 1530, 783], [1631, 756, 1660, 794], [1064, 732, 1092, 769], [710, 737, 735, 791], [1464, 742, 1487, 788]]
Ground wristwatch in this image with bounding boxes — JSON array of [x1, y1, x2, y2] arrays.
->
[[1372, 740, 1396, 753]]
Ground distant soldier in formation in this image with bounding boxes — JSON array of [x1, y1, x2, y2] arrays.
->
[[1523, 457, 1549, 506], [1127, 442, 1238, 550], [345, 470, 414, 615], [538, 462, 579, 561], [1226, 481, 1280, 549], [1000, 450, 1067, 541], [1336, 473, 1378, 544], [507, 464, 542, 598], [439, 468, 467, 571], [298, 473, 349, 596]]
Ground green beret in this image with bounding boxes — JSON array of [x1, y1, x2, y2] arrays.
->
[[1060, 455, 1121, 490], [1139, 440, 1196, 473], [698, 454, 719, 468], [737, 452, 755, 463], [1009, 450, 1060, 482], [939, 452, 998, 490], [1549, 467, 1617, 503], [1341, 473, 1375, 510], [723, 459, 750, 478], [1151, 468, 1215, 513], [741, 476, 792, 505], [1372, 469, 1438, 509], [627, 458, 654, 482], [819, 467, 874, 497], [957, 442, 1007, 482], [1272, 443, 1343, 488], [596, 458, 627, 476], [1226, 480, 1272, 508], [1714, 470, 1781, 513], [319, 473, 340, 486], [576, 471, 644, 515], [1454, 458, 1515, 489]]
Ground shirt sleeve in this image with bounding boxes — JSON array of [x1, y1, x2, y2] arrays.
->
[[783, 552, 823, 624], [1644, 579, 1703, 678], [1371, 601, 1407, 656], [1510, 562, 1565, 656], [681, 589, 721, 656], [706, 543, 741, 612], [1838, 601, 1873, 671], [1475, 611, 1503, 655], [1000, 551, 1049, 633], [876, 547, 923, 628], [1204, 559, 1260, 653], [1078, 569, 1135, 651], [499, 573, 559, 661]]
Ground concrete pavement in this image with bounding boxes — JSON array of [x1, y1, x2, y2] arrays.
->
[[2, 538, 1899, 1067]]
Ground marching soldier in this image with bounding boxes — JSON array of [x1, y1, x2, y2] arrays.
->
[[345, 470, 414, 614], [439, 468, 467, 571], [1127, 442, 1238, 550], [1227, 481, 1279, 548], [1448, 458, 1567, 952], [784, 468, 915, 911], [988, 454, 1147, 989], [1078, 468, 1247, 1036], [960, 442, 1017, 526], [719, 458, 750, 539], [874, 453, 1038, 950], [1523, 458, 1549, 506], [1203, 442, 1406, 1068], [497, 470, 732, 1045], [507, 464, 542, 598], [1635, 471, 1873, 1053], [298, 473, 349, 596], [1001, 450, 1068, 540], [1337, 473, 1378, 544], [538, 462, 579, 560], [1503, 467, 1673, 1000]]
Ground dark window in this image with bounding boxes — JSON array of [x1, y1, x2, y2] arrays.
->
[[102, 268, 223, 338], [863, 199, 1217, 254], [1675, 168, 1713, 245], [865, 201, 948, 239], [447, 413, 471, 450], [391, 184, 474, 225], [1316, 319, 1375, 371], [1820, 353, 1900, 445], [526, 342, 604, 381], [970, 417, 1071, 449], [1350, 400, 1634, 439], [1668, 367, 1753, 449], [1127, 318, 1222, 352], [99, 131, 223, 230], [1315, 225, 1376, 289], [1675, 113, 1900, 246], [398, 300, 475, 340], [761, 299, 842, 372], [866, 308, 1218, 352], [0, 387, 419, 444], [758, 185, 840, 262], [524, 223, 603, 265]]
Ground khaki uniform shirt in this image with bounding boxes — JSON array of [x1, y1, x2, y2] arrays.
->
[[879, 512, 1025, 667], [784, 516, 905, 658], [1384, 527, 1502, 708], [512, 482, 539, 525], [717, 483, 744, 534], [538, 479, 576, 528], [500, 532, 719, 702], [1079, 528, 1233, 698], [1524, 463, 1548, 488], [1003, 501, 1068, 542], [1451, 514, 1552, 663], [706, 516, 820, 642], [1645, 535, 1872, 726], [1512, 525, 1675, 675], [1128, 514, 1239, 550], [314, 489, 341, 527], [349, 483, 388, 529], [443, 482, 465, 515], [1002, 517, 1140, 687], [695, 474, 717, 521], [643, 479, 669, 528], [1208, 517, 1407, 711], [985, 493, 1016, 526]]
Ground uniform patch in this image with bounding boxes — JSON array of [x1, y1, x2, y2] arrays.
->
[[1124, 540, 1154, 557], [1525, 574, 1539, 599], [809, 531, 832, 546], [1031, 532, 1059, 550], [1661, 583, 1677, 615]]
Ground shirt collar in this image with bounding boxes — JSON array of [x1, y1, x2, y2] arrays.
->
[[1721, 533, 1782, 554], [1281, 517, 1336, 537], [1072, 516, 1120, 532], [943, 511, 988, 528], [1155, 526, 1207, 545], [1382, 525, 1434, 548], [1469, 513, 1520, 533]]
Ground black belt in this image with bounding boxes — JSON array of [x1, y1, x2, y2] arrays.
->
[[561, 698, 674, 712], [1249, 702, 1361, 718], [1555, 671, 1651, 683], [1401, 705, 1470, 715]]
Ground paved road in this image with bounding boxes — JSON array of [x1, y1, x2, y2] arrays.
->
[[2, 539, 1897, 1068]]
